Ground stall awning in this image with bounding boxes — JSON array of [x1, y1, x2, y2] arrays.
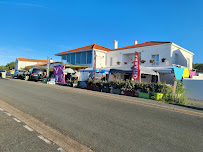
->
[[79, 67, 110, 74], [147, 66, 173, 73], [109, 65, 158, 75]]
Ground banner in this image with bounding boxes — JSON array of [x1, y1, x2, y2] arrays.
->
[[173, 65, 184, 81], [54, 65, 65, 84], [92, 50, 96, 79], [131, 52, 139, 81], [189, 70, 196, 78]]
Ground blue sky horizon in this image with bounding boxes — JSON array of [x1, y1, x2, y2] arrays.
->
[[0, 0, 202, 65]]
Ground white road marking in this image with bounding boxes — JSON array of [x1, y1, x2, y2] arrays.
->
[[57, 147, 65, 152], [0, 108, 4, 111], [13, 118, 21, 123], [38, 135, 51, 144], [23, 125, 34, 131], [5, 112, 11, 116]]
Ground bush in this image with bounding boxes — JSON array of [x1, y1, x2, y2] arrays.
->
[[92, 79, 102, 88], [140, 83, 150, 93], [154, 82, 164, 93], [87, 78, 93, 86], [162, 82, 189, 105], [110, 79, 125, 89], [123, 80, 134, 91], [102, 81, 110, 88]]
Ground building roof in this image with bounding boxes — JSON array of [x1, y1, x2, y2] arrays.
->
[[17, 58, 47, 62], [26, 62, 61, 68], [55, 41, 172, 56], [111, 41, 171, 51], [55, 44, 112, 56]]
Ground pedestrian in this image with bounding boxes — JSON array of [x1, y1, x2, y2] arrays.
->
[[10, 69, 15, 81]]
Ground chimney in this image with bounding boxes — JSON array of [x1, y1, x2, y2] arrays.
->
[[50, 58, 53, 63], [134, 40, 138, 45], [114, 39, 118, 49]]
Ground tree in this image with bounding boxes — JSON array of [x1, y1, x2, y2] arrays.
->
[[0, 61, 15, 71], [193, 63, 203, 72]]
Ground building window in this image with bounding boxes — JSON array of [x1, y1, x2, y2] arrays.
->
[[87, 51, 92, 64], [71, 54, 75, 64], [76, 52, 81, 64], [62, 55, 67, 64], [67, 54, 70, 64], [81, 52, 86, 64], [152, 54, 159, 65]]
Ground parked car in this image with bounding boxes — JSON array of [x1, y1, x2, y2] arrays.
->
[[29, 68, 46, 81], [21, 71, 30, 80], [14, 70, 26, 78]]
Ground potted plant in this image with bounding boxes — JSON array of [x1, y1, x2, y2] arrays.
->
[[154, 82, 164, 100], [150, 59, 155, 63], [101, 81, 111, 93], [117, 61, 121, 65], [87, 78, 93, 90], [123, 80, 136, 97], [161, 58, 166, 62], [138, 83, 151, 99], [141, 60, 146, 63], [73, 79, 79, 88], [124, 61, 128, 64], [111, 79, 124, 95], [92, 79, 102, 91], [133, 82, 141, 96]]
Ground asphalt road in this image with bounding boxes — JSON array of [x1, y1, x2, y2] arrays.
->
[[0, 107, 60, 152], [0, 79, 202, 152]]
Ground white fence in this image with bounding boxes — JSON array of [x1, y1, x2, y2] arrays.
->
[[183, 78, 203, 101]]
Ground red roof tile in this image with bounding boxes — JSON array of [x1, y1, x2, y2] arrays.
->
[[111, 41, 171, 51], [55, 44, 112, 55], [17, 58, 47, 62]]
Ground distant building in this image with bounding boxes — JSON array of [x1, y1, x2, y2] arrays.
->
[[25, 61, 61, 69], [15, 58, 47, 70]]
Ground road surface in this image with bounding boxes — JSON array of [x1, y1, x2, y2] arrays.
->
[[0, 79, 202, 152]]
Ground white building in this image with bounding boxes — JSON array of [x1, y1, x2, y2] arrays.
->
[[55, 40, 194, 84], [15, 58, 47, 70], [55, 44, 111, 68]]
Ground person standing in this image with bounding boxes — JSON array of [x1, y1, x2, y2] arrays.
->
[[10, 69, 15, 80]]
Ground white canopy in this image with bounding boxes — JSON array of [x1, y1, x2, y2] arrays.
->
[[63, 68, 75, 74]]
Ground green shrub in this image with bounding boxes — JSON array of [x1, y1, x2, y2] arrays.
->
[[87, 78, 93, 86], [92, 79, 102, 88], [162, 82, 189, 105], [154, 82, 164, 93], [123, 80, 134, 91], [140, 83, 150, 93], [102, 81, 110, 88], [110, 79, 125, 89]]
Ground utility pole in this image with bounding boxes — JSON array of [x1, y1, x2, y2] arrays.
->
[[47, 57, 50, 78]]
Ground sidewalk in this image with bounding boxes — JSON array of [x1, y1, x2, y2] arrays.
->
[[0, 107, 62, 152]]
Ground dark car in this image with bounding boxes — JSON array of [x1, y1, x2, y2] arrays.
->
[[29, 68, 46, 81]]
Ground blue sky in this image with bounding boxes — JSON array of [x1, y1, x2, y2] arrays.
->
[[0, 0, 202, 65]]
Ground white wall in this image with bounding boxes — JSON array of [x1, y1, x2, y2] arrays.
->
[[171, 43, 194, 69], [95, 49, 106, 68], [106, 43, 172, 67], [15, 60, 46, 70], [183, 79, 203, 101]]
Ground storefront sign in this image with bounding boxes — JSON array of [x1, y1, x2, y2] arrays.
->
[[131, 52, 139, 81]]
